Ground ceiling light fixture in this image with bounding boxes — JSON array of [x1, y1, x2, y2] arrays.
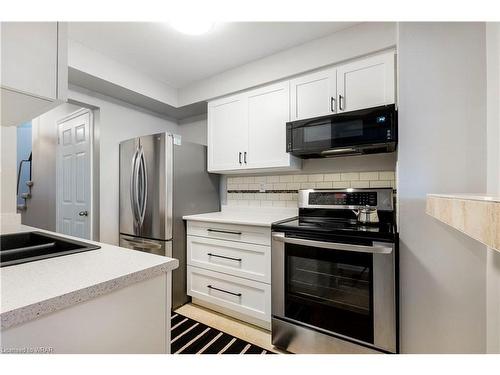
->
[[169, 20, 215, 36]]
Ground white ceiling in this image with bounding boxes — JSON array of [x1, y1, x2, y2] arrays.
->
[[68, 22, 358, 88]]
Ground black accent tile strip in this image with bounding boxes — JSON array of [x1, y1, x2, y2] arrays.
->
[[227, 190, 298, 194]]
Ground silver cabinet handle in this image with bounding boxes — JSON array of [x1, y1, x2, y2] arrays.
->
[[244, 151, 247, 164], [207, 285, 242, 297], [339, 94, 344, 111], [207, 228, 242, 235], [271, 232, 393, 254], [207, 253, 242, 262], [238, 152, 242, 164], [330, 97, 336, 112], [78, 211, 88, 217]]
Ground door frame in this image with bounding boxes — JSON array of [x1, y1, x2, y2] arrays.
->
[[56, 107, 95, 240]]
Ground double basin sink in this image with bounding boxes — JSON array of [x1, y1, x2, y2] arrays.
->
[[0, 231, 100, 267]]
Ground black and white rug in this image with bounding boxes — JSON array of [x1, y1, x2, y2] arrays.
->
[[171, 313, 273, 354]]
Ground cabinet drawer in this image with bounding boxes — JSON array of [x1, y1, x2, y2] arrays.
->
[[187, 235, 270, 283], [186, 221, 271, 246], [187, 266, 271, 324]]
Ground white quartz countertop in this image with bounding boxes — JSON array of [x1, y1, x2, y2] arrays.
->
[[183, 206, 298, 227], [427, 193, 500, 203], [0, 224, 178, 329]]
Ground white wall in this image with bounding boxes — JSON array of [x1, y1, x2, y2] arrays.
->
[[178, 114, 208, 146], [22, 103, 82, 231], [69, 86, 181, 245], [0, 126, 19, 221], [68, 40, 178, 107], [178, 22, 397, 105], [486, 22, 500, 354], [398, 22, 487, 353]]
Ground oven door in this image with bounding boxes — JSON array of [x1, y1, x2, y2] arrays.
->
[[286, 105, 396, 157], [271, 232, 396, 353]]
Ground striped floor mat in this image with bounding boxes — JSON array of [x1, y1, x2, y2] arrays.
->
[[171, 313, 273, 354]]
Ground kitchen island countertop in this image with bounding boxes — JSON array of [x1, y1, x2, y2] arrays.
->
[[1, 223, 178, 330]]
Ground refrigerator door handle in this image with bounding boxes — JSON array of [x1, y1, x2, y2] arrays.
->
[[129, 147, 140, 225], [137, 145, 148, 227]]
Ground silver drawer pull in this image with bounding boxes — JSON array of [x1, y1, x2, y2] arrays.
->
[[207, 253, 242, 262], [272, 232, 393, 254], [207, 228, 242, 235], [207, 285, 242, 297]]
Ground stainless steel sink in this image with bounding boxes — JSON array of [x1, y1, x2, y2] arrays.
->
[[0, 231, 101, 267]]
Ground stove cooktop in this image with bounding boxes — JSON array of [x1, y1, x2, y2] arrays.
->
[[272, 216, 397, 242]]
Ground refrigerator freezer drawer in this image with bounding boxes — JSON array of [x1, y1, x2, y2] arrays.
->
[[119, 234, 172, 258]]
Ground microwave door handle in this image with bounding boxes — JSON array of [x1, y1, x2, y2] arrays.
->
[[271, 233, 393, 254]]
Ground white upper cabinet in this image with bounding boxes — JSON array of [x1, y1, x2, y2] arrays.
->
[[246, 81, 292, 170], [290, 68, 337, 121], [207, 50, 395, 173], [337, 52, 395, 113], [1, 22, 67, 127], [208, 82, 300, 174], [208, 94, 248, 172]]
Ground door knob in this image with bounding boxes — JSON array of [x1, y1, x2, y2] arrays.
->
[[78, 211, 88, 217]]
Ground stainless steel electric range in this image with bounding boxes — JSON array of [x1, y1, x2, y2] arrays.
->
[[271, 188, 398, 354]]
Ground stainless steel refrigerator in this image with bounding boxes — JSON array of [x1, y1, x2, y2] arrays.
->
[[119, 132, 220, 309]]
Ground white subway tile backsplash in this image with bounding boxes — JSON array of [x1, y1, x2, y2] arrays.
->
[[226, 170, 395, 206], [341, 172, 359, 181], [308, 174, 324, 182], [293, 175, 308, 182], [332, 181, 351, 188], [379, 171, 395, 180], [351, 181, 370, 188], [324, 173, 341, 181], [243, 176, 255, 183], [279, 175, 293, 183], [301, 182, 316, 189], [254, 176, 266, 183], [359, 172, 379, 181], [369, 180, 393, 188], [316, 182, 334, 188]]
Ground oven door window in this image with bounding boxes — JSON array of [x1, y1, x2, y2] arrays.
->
[[284, 243, 374, 344]]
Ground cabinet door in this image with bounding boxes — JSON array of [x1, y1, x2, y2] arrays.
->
[[290, 68, 337, 120], [1, 22, 58, 99], [246, 81, 291, 169], [337, 52, 395, 113], [207, 94, 247, 172]]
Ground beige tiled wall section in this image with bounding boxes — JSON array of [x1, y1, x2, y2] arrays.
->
[[226, 170, 396, 207]]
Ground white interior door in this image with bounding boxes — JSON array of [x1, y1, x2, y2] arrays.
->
[[290, 68, 337, 120], [246, 81, 290, 169], [337, 52, 395, 113], [56, 109, 91, 239]]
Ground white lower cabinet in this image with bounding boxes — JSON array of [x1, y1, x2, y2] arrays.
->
[[186, 220, 272, 329]]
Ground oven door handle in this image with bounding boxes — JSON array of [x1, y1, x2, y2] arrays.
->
[[271, 233, 393, 254]]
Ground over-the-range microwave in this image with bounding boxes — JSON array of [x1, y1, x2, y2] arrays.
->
[[286, 105, 397, 158]]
